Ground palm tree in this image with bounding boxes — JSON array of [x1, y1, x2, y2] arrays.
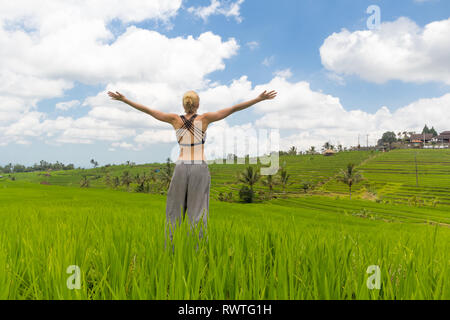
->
[[336, 163, 363, 200], [134, 172, 148, 193], [288, 146, 297, 156], [322, 142, 331, 151], [261, 174, 279, 198], [112, 176, 120, 189], [164, 158, 173, 176], [90, 159, 98, 168], [159, 158, 174, 190], [279, 168, 291, 193], [146, 170, 158, 193], [121, 170, 133, 190], [159, 171, 171, 190], [402, 131, 408, 142], [238, 166, 261, 192]]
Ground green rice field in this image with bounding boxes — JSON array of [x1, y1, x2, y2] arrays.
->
[[0, 149, 449, 300]]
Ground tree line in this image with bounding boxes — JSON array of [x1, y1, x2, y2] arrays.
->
[[0, 159, 139, 174], [0, 160, 75, 173], [378, 124, 440, 148]]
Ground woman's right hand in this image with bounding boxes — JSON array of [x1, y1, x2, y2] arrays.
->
[[257, 90, 277, 101], [107, 91, 126, 101]]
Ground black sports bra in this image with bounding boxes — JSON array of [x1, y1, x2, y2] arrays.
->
[[175, 114, 207, 147]]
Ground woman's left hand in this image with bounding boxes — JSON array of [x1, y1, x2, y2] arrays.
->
[[257, 90, 277, 101]]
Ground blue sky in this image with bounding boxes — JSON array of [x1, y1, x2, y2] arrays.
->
[[1, 0, 450, 167]]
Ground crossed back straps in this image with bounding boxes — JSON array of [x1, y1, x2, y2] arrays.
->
[[176, 114, 206, 147]]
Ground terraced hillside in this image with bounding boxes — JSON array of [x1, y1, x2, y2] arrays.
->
[[324, 149, 450, 206], [208, 151, 373, 198], [8, 151, 375, 200]]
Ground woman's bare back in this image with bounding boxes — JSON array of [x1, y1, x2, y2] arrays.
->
[[173, 113, 209, 161]]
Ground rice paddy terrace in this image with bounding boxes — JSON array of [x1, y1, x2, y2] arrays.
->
[[8, 150, 375, 200], [5, 149, 450, 207], [323, 149, 450, 206], [208, 150, 374, 198]]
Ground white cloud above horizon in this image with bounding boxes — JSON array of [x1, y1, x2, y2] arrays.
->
[[1, 4, 449, 158], [55, 100, 81, 111], [0, 0, 240, 147], [2, 71, 449, 153], [253, 76, 450, 151], [246, 41, 259, 50], [187, 0, 245, 23], [320, 17, 450, 85]]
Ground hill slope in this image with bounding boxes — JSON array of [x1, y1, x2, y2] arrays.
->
[[7, 151, 375, 199]]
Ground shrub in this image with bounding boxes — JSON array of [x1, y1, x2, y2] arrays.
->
[[218, 192, 234, 202], [135, 183, 145, 193], [257, 190, 268, 201], [301, 181, 313, 193], [80, 176, 90, 188], [239, 186, 254, 203]]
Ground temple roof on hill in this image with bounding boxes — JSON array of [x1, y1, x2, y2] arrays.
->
[[409, 133, 434, 140]]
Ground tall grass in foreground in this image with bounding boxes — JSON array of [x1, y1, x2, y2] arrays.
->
[[0, 181, 448, 299]]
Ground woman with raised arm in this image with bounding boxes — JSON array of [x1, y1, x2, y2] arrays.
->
[[107, 89, 277, 245]]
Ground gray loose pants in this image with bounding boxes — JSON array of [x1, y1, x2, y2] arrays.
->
[[165, 160, 211, 245]]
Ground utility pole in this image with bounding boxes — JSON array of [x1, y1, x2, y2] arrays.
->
[[423, 132, 426, 149], [366, 134, 369, 149], [415, 152, 419, 187]]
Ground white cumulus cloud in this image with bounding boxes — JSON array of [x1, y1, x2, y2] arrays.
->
[[252, 76, 450, 151], [0, 0, 239, 147], [56, 100, 81, 111], [187, 0, 245, 23], [320, 17, 450, 84]]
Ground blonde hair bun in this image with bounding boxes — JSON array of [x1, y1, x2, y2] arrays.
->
[[182, 91, 200, 113]]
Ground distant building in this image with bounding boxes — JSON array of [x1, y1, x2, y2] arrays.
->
[[406, 133, 434, 143], [435, 131, 450, 143], [323, 149, 336, 156]]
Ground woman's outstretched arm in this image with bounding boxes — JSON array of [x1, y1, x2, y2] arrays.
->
[[107, 91, 177, 124], [203, 90, 277, 124]]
